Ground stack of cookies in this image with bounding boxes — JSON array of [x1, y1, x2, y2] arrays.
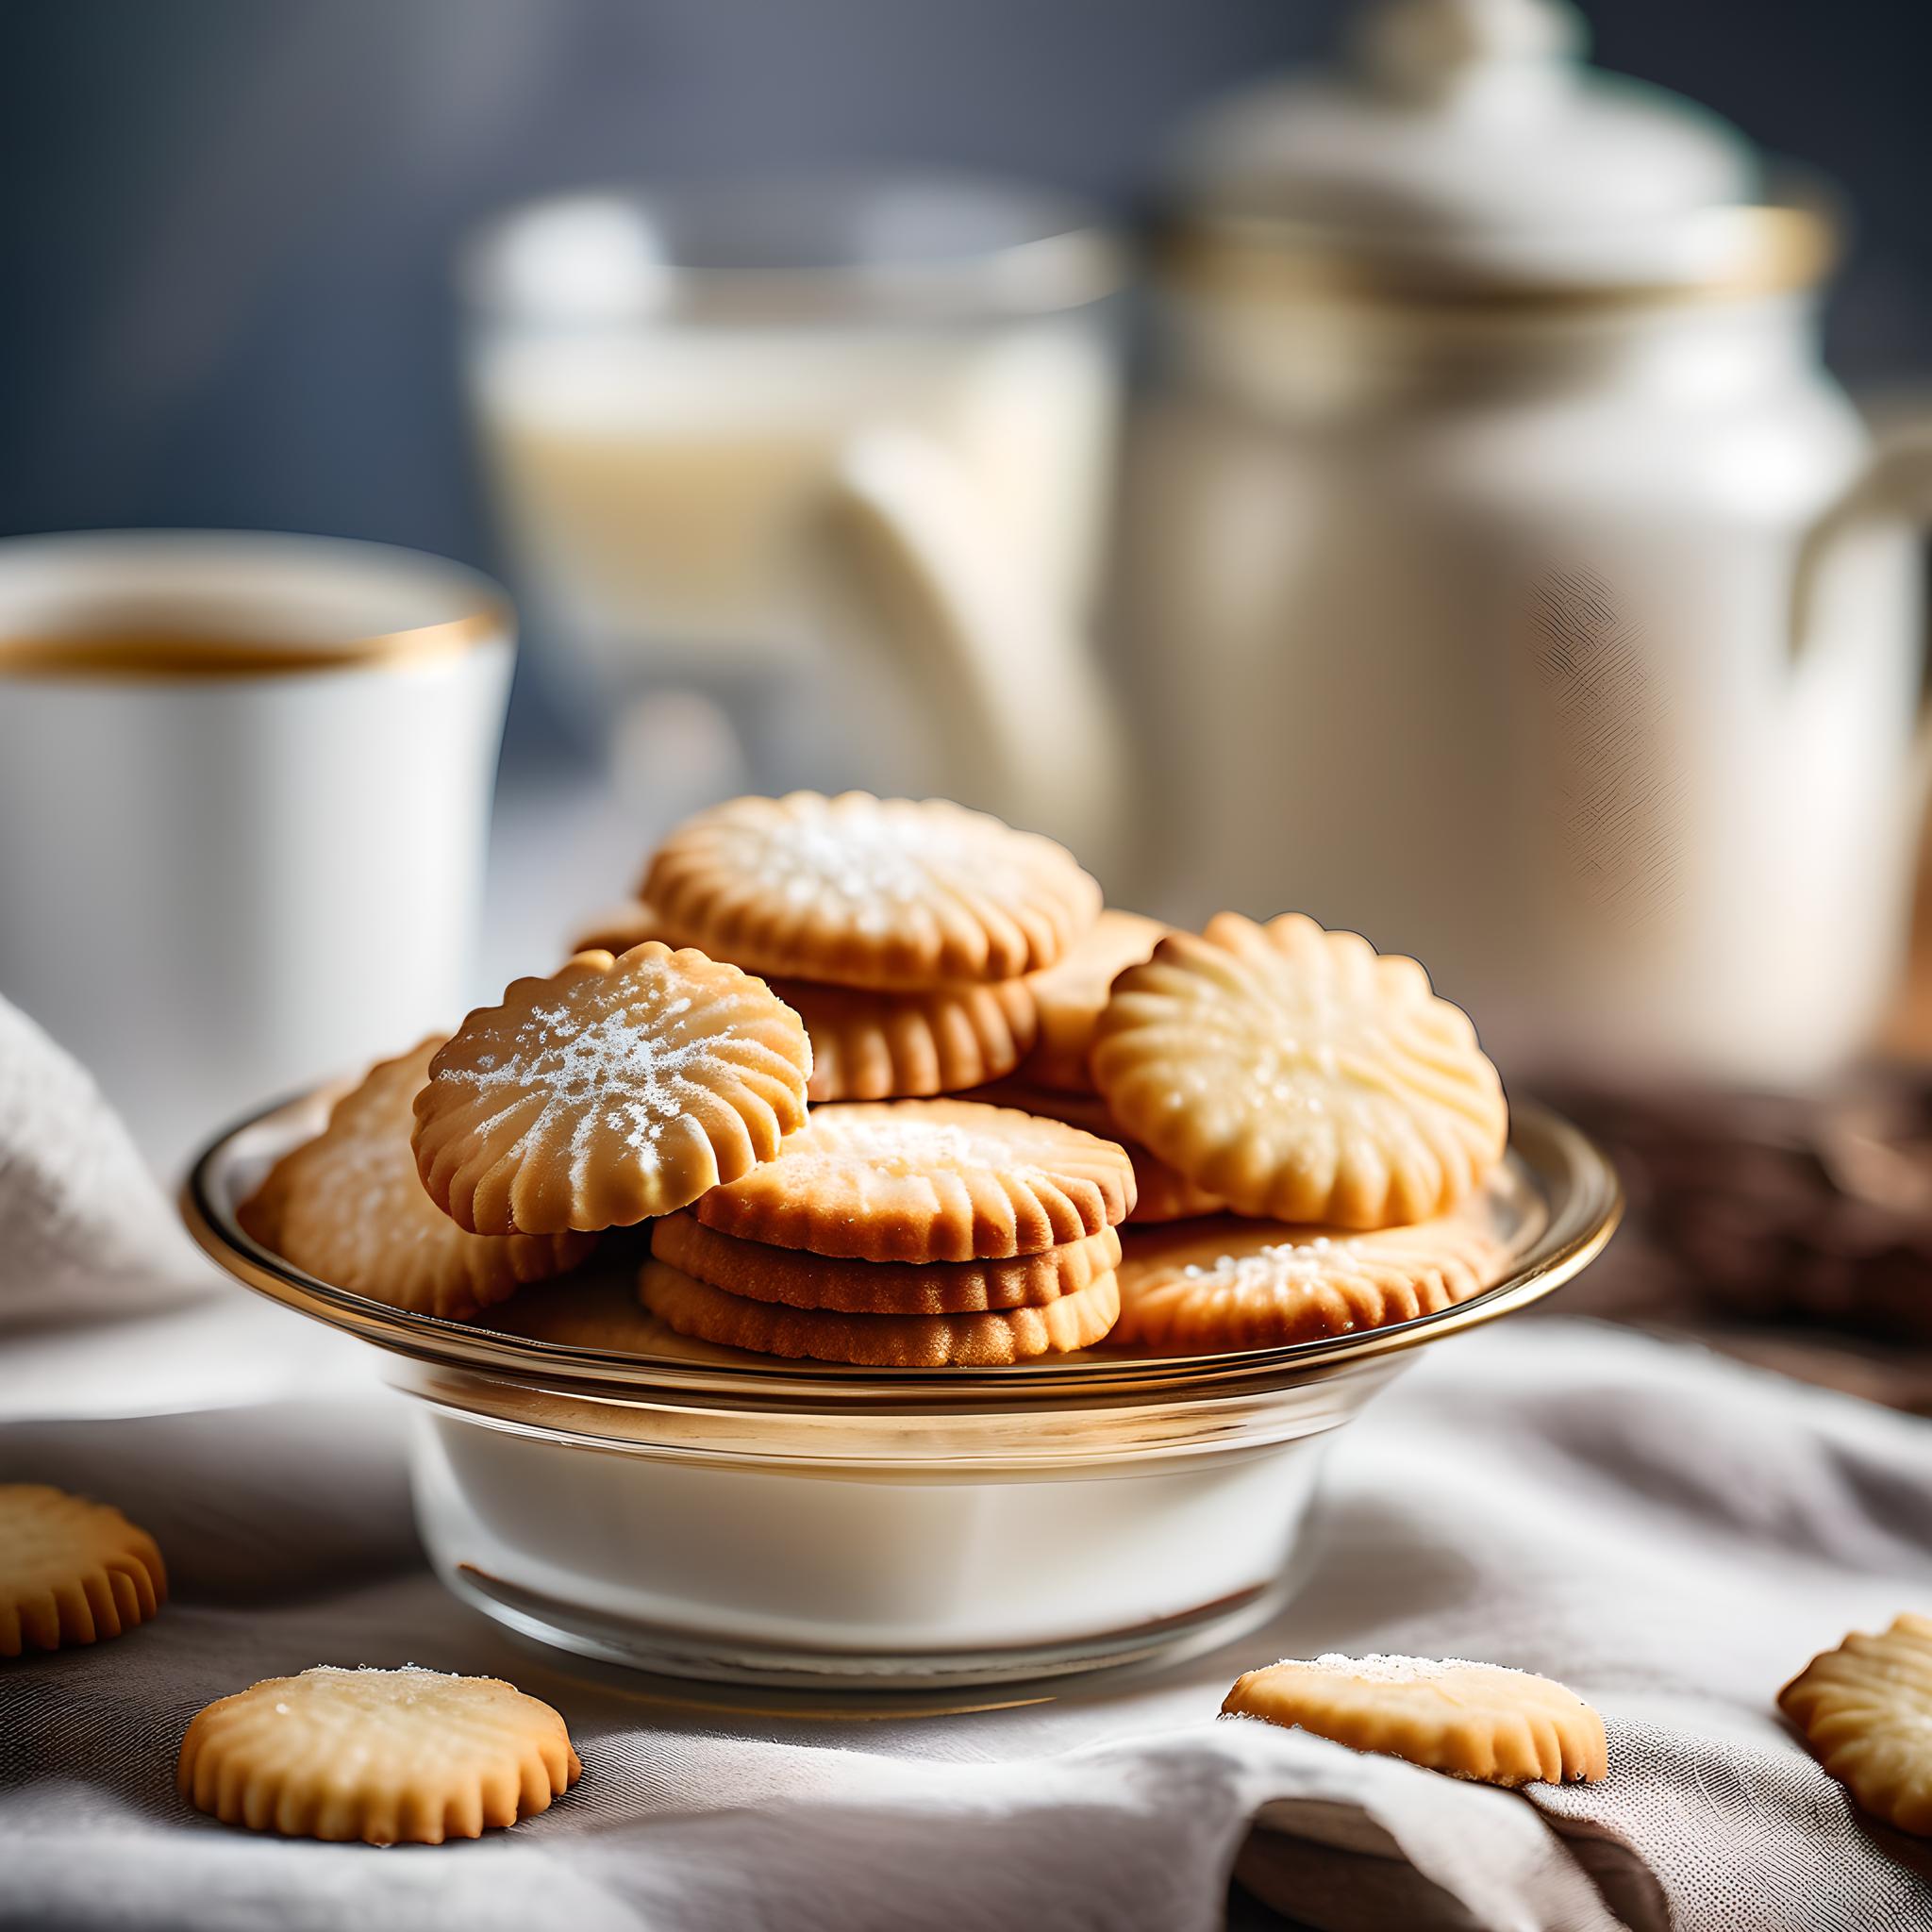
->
[[246, 786, 1513, 1366], [641, 1098, 1134, 1366], [576, 791, 1107, 1105]]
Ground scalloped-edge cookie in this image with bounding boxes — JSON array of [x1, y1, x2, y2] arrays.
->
[[1018, 908, 1168, 1092], [963, 1079, 1227, 1224], [642, 791, 1102, 991], [1224, 1654, 1607, 1788], [0, 1484, 167, 1657], [640, 1259, 1119, 1365], [1092, 913, 1507, 1229], [693, 1098, 1136, 1262], [1112, 1212, 1502, 1353], [178, 1666, 579, 1844], [255, 1040, 595, 1319], [1780, 1613, 1932, 1834], [652, 1211, 1121, 1313], [413, 943, 811, 1235]]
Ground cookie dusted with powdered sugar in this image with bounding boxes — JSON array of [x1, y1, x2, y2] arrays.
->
[[1224, 1653, 1607, 1788], [412, 944, 811, 1235], [641, 791, 1101, 991], [692, 1098, 1135, 1263], [1112, 1212, 1502, 1352]]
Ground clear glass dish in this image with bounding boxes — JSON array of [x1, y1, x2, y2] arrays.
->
[[183, 1094, 1619, 1689]]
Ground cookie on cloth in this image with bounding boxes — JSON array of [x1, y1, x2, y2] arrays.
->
[[1092, 913, 1507, 1229], [1224, 1654, 1607, 1788], [254, 1041, 595, 1320], [413, 943, 811, 1235], [641, 791, 1101, 991], [178, 1665, 579, 1844], [1112, 1212, 1502, 1353], [1780, 1613, 1932, 1834], [0, 1485, 166, 1657], [569, 898, 1040, 1101], [640, 1260, 1119, 1366], [693, 1099, 1136, 1262], [1017, 908, 1168, 1093], [652, 1210, 1120, 1313], [965, 1079, 1226, 1224]]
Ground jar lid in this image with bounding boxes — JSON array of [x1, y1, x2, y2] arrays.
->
[[1164, 0, 1832, 300]]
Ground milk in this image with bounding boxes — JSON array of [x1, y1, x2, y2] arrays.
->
[[472, 321, 1117, 691]]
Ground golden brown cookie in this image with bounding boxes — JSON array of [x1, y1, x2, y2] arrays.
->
[[693, 1099, 1136, 1262], [782, 975, 1039, 1103], [413, 944, 812, 1235], [1780, 1614, 1932, 1834], [964, 1079, 1227, 1224], [641, 791, 1102, 991], [1112, 1212, 1502, 1353], [178, 1666, 580, 1843], [651, 1211, 1121, 1313], [1092, 913, 1507, 1229], [1018, 908, 1168, 1092], [640, 1259, 1119, 1365], [1224, 1654, 1607, 1787], [0, 1484, 167, 1657], [253, 1041, 595, 1320], [568, 899, 1039, 1100]]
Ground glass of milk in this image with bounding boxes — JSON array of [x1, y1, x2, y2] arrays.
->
[[463, 176, 1126, 798]]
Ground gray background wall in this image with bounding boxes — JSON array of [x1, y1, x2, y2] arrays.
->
[[4, 0, 1924, 574]]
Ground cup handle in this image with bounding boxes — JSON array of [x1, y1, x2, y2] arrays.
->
[[1792, 426, 1932, 662], [805, 429, 1128, 866]]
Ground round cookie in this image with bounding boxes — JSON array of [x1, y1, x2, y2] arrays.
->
[[256, 1041, 595, 1320], [1224, 1654, 1607, 1788], [569, 898, 1039, 1101], [640, 1260, 1120, 1366], [1018, 908, 1168, 1093], [178, 1666, 579, 1844], [652, 1211, 1121, 1314], [1780, 1613, 1932, 1834], [641, 791, 1102, 991], [1092, 912, 1507, 1229], [413, 943, 812, 1236], [1112, 1213, 1502, 1353], [965, 1079, 1227, 1225], [693, 1098, 1136, 1262], [0, 1485, 167, 1657]]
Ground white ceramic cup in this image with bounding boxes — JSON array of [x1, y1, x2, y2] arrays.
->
[[0, 531, 515, 1178]]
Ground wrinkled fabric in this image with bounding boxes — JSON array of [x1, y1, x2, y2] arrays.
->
[[4, 1003, 1931, 1929], [5, 1321, 1932, 1931]]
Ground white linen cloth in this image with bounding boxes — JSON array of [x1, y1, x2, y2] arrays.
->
[[3, 992, 1931, 1932]]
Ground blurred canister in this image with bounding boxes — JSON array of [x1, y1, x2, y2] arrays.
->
[[1120, 0, 1932, 1086], [0, 532, 513, 1176]]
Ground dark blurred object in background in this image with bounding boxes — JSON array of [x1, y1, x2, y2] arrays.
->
[[7, 0, 1932, 571], [1551, 1075, 1932, 1412]]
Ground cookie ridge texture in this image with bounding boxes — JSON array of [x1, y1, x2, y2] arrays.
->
[[257, 1040, 594, 1318], [642, 791, 1102, 991], [692, 1098, 1136, 1262], [177, 1665, 580, 1844], [1092, 912, 1507, 1228], [652, 1212, 1120, 1313], [1224, 1653, 1607, 1788], [640, 1259, 1120, 1365], [413, 943, 811, 1234], [0, 1484, 167, 1657]]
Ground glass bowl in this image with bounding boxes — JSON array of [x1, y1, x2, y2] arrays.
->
[[182, 1093, 1619, 1690]]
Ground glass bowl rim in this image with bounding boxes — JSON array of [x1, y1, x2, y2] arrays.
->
[[181, 1088, 1621, 1411]]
